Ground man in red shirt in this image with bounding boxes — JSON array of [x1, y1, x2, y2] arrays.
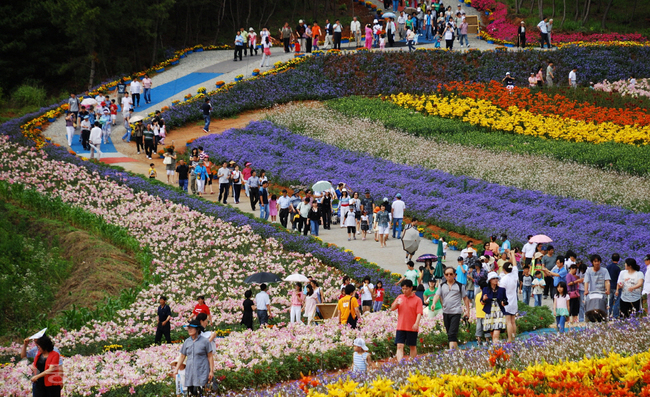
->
[[390, 279, 423, 362], [192, 295, 212, 325]]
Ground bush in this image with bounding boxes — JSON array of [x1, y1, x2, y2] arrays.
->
[[516, 301, 555, 333], [10, 83, 46, 108]]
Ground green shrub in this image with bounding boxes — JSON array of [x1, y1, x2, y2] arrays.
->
[[10, 83, 46, 107], [516, 301, 555, 333]]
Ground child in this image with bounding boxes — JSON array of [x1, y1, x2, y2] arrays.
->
[[158, 119, 166, 145], [148, 163, 157, 179], [379, 34, 386, 51], [531, 270, 546, 307], [293, 37, 301, 53], [442, 237, 448, 260], [565, 264, 581, 324], [352, 338, 372, 372], [345, 207, 357, 241], [170, 356, 187, 396], [109, 99, 118, 125], [373, 207, 380, 242], [372, 280, 384, 312], [269, 194, 278, 223], [289, 282, 305, 323], [360, 210, 369, 240], [553, 281, 569, 333], [475, 286, 486, 345], [520, 266, 532, 306], [423, 279, 442, 318]]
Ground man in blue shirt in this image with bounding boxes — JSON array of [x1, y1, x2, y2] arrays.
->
[[155, 295, 172, 344], [606, 253, 622, 318], [500, 234, 511, 253]]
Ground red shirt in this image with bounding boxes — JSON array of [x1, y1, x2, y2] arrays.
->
[[193, 303, 211, 317], [109, 103, 118, 115], [396, 293, 423, 331], [34, 351, 63, 387], [374, 287, 384, 302]]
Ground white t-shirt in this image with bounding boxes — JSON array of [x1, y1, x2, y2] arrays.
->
[[121, 97, 132, 112], [522, 242, 537, 258], [569, 70, 577, 84], [644, 267, 650, 296], [499, 269, 519, 314], [444, 29, 454, 40], [443, 241, 448, 252], [200, 331, 216, 352], [89, 126, 102, 144], [537, 20, 548, 33], [255, 291, 270, 311], [361, 284, 374, 301], [130, 81, 142, 94], [619, 270, 644, 303], [392, 200, 405, 218]]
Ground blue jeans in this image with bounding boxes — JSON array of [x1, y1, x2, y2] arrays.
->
[[609, 290, 621, 318], [467, 289, 475, 301], [121, 129, 131, 142], [425, 25, 432, 41], [578, 290, 585, 322], [522, 286, 531, 306], [392, 218, 403, 238], [556, 315, 566, 332], [459, 34, 468, 46], [143, 88, 151, 103], [373, 33, 379, 47], [373, 300, 383, 312], [408, 40, 415, 51], [178, 179, 188, 191], [310, 220, 319, 236], [203, 115, 211, 131], [533, 294, 542, 307], [260, 204, 270, 220]]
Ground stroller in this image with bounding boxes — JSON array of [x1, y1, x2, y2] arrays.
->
[[331, 200, 340, 225]]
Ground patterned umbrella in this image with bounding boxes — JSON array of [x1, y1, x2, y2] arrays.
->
[[416, 254, 438, 262]]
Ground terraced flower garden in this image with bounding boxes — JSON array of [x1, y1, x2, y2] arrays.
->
[[1, 44, 649, 396]]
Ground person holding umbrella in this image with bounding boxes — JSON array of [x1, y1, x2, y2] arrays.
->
[[416, 254, 437, 286], [401, 218, 421, 264]]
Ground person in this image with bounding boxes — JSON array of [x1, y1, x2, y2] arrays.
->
[[30, 335, 63, 397], [396, 261, 419, 287], [201, 98, 212, 133], [295, 20, 306, 52], [240, 290, 256, 330], [216, 162, 231, 204], [430, 267, 471, 349], [456, 256, 468, 290], [568, 67, 578, 88], [153, 295, 173, 344], [459, 17, 469, 48], [333, 284, 361, 328], [191, 296, 212, 325], [248, 28, 258, 55], [517, 21, 526, 48], [373, 280, 384, 312], [116, 79, 127, 111], [374, 204, 390, 248], [402, 218, 420, 263], [565, 264, 581, 324], [481, 272, 507, 344], [359, 210, 370, 240], [616, 258, 644, 318], [360, 277, 374, 314], [130, 78, 142, 107], [391, 193, 406, 240], [443, 23, 454, 49], [499, 250, 518, 342], [89, 122, 103, 159], [174, 159, 189, 191], [275, 189, 291, 228], [312, 22, 321, 51], [255, 283, 272, 327], [170, 355, 187, 396], [259, 35, 272, 68], [606, 253, 623, 318], [536, 68, 544, 88], [364, 24, 373, 50], [546, 61, 555, 87], [172, 319, 214, 396], [520, 266, 533, 306], [537, 17, 550, 48], [308, 201, 321, 236], [247, 170, 260, 210], [546, 18, 554, 45], [289, 282, 305, 323], [64, 111, 75, 146], [162, 148, 177, 184], [259, 181, 270, 220], [333, 20, 342, 49], [423, 279, 442, 318], [344, 204, 357, 240], [390, 279, 423, 361], [551, 281, 569, 333], [352, 338, 372, 372], [234, 29, 244, 61], [521, 235, 537, 266], [532, 270, 545, 307], [584, 254, 611, 322], [541, 245, 557, 299], [142, 74, 153, 104], [351, 17, 361, 47], [304, 284, 318, 325], [323, 19, 333, 49], [502, 72, 515, 89]]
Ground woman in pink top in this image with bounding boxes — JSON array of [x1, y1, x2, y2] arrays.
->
[[365, 25, 373, 50], [290, 283, 305, 323], [242, 162, 252, 197], [142, 74, 153, 104]]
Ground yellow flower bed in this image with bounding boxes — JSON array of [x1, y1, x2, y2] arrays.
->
[[389, 93, 650, 145], [308, 350, 650, 396]]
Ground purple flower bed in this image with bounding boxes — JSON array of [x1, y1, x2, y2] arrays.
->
[[190, 121, 650, 269]]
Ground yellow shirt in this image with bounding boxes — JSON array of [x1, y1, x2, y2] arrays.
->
[[336, 295, 358, 324], [475, 291, 485, 319], [148, 167, 157, 178]]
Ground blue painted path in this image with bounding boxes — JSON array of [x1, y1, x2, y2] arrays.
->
[[127, 72, 222, 112]]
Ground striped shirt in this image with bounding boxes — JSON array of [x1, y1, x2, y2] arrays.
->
[[353, 352, 368, 372]]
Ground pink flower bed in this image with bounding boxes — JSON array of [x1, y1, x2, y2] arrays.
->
[[552, 32, 648, 43]]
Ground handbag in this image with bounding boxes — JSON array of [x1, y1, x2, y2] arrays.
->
[[163, 156, 172, 165]]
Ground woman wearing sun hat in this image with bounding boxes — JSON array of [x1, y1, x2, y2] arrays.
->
[[482, 271, 507, 344], [172, 319, 214, 396]]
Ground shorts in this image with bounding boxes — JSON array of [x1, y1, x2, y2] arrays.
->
[[362, 300, 372, 307], [395, 330, 418, 346], [475, 318, 485, 338], [467, 289, 475, 300], [443, 313, 461, 342], [167, 170, 175, 175], [378, 225, 389, 235], [347, 226, 356, 234], [505, 311, 517, 316]]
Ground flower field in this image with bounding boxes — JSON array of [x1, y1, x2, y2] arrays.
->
[[594, 78, 650, 99], [189, 121, 650, 268], [267, 102, 650, 211]]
